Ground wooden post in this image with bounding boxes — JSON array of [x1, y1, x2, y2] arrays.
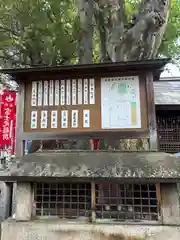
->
[[91, 181, 96, 222], [11, 81, 25, 217], [146, 73, 158, 151], [16, 82, 25, 157], [156, 183, 162, 222]]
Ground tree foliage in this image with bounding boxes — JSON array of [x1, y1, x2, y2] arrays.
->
[[0, 0, 179, 68], [159, 0, 180, 61], [0, 0, 79, 67]]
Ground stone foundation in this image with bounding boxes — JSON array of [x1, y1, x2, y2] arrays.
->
[[1, 220, 180, 240]]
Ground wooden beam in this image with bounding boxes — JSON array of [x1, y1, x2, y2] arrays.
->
[[19, 131, 149, 141], [146, 73, 158, 150], [16, 82, 25, 157]]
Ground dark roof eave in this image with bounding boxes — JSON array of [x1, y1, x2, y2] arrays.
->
[[0, 58, 170, 81], [1, 176, 180, 183]]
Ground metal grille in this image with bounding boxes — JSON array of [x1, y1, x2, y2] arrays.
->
[[34, 182, 158, 222], [157, 112, 180, 153], [35, 183, 91, 218], [95, 183, 158, 221]]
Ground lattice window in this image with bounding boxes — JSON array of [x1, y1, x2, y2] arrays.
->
[[35, 183, 91, 218], [157, 112, 180, 153], [95, 183, 158, 221], [34, 182, 158, 222]]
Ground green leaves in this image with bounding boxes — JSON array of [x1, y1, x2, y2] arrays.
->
[[0, 0, 78, 67], [0, 0, 179, 67], [159, 0, 180, 60]]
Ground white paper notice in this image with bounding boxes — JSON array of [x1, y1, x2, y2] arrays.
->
[[61, 80, 65, 105], [89, 78, 95, 104], [31, 81, 37, 106], [61, 110, 68, 128], [51, 110, 58, 128], [37, 81, 43, 106], [40, 110, 48, 129], [30, 111, 37, 129], [72, 79, 77, 105], [49, 80, 54, 106], [83, 110, 90, 128], [66, 80, 71, 105], [101, 76, 141, 129], [84, 79, 88, 105], [55, 80, 60, 106], [71, 110, 78, 128], [43, 81, 49, 106], [78, 79, 82, 105]]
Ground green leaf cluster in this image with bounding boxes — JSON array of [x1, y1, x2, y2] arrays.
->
[[0, 0, 179, 67], [0, 0, 79, 67]]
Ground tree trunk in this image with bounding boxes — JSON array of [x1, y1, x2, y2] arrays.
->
[[103, 0, 171, 61], [77, 0, 94, 64], [94, 0, 171, 150], [29, 0, 171, 153], [77, 0, 95, 150]]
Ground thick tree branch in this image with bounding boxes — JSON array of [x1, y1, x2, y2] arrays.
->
[[109, 0, 127, 29], [94, 9, 109, 62], [107, 0, 171, 61]]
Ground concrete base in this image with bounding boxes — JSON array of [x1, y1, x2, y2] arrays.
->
[[1, 220, 180, 240], [15, 182, 32, 221], [161, 183, 180, 225]]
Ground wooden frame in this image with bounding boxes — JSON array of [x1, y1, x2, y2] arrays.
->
[[16, 82, 25, 157], [146, 73, 158, 150], [23, 75, 148, 133], [33, 180, 162, 224], [0, 59, 170, 156]]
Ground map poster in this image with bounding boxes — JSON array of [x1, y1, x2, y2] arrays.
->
[[101, 76, 141, 129]]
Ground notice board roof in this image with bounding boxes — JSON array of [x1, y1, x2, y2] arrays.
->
[[0, 58, 170, 82]]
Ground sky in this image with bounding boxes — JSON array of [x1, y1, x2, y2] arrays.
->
[[161, 63, 180, 78]]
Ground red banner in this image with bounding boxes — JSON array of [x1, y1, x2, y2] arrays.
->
[[0, 90, 16, 151]]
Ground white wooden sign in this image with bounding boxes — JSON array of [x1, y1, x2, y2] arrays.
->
[[101, 76, 141, 129]]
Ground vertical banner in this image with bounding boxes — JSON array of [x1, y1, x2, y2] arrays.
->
[[78, 79, 82, 105], [37, 81, 43, 106], [60, 80, 65, 105], [66, 80, 71, 105], [49, 80, 54, 106], [30, 111, 37, 129], [40, 110, 48, 129], [61, 110, 68, 128], [43, 81, 49, 106], [71, 110, 78, 128], [72, 79, 77, 105], [51, 110, 58, 128], [84, 79, 88, 105], [89, 78, 95, 104], [31, 81, 37, 106], [83, 109, 90, 128], [55, 80, 60, 106], [0, 90, 16, 150]]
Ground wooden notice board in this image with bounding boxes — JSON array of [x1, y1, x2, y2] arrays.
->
[[0, 59, 170, 151], [23, 75, 148, 133]]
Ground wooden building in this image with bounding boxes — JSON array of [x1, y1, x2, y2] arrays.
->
[[0, 59, 180, 240], [154, 76, 180, 153]]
